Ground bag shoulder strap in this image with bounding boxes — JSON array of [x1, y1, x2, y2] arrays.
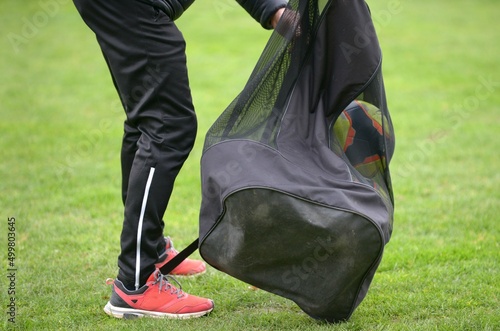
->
[[158, 238, 199, 275]]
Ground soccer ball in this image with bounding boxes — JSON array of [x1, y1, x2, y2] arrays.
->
[[332, 100, 392, 179]]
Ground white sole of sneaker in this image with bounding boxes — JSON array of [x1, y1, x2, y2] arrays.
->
[[103, 302, 213, 319]]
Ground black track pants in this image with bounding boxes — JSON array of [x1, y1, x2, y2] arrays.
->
[[73, 0, 197, 290]]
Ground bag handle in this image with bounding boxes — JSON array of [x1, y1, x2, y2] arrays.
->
[[158, 238, 199, 275]]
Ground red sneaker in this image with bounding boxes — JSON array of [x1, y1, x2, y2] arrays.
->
[[103, 270, 214, 319], [155, 237, 206, 276]]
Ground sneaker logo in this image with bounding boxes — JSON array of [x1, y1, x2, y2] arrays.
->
[[131, 299, 138, 304]]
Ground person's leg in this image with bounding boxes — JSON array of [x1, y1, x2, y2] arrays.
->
[[73, 0, 213, 319], [100, 53, 141, 208], [73, 0, 196, 289]]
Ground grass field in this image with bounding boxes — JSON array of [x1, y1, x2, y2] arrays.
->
[[1, 0, 499, 330]]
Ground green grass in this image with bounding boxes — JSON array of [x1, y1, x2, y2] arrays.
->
[[1, 0, 499, 330]]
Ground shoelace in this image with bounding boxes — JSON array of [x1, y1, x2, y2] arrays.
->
[[154, 272, 184, 298]]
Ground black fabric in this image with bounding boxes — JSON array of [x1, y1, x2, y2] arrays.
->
[[237, 0, 288, 29], [73, 0, 197, 289], [137, 0, 195, 20], [139, 0, 288, 27], [199, 0, 394, 322]]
